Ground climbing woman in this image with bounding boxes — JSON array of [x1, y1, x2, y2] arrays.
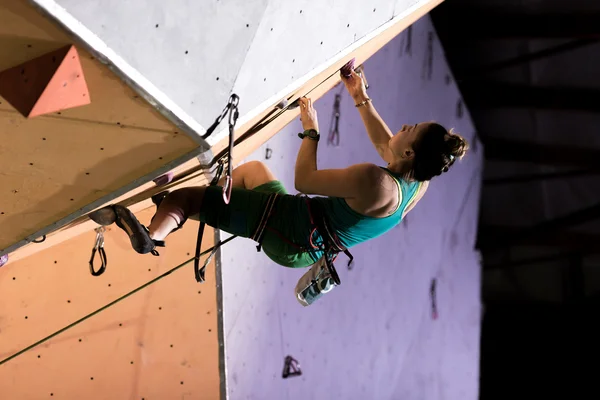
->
[[98, 66, 468, 270]]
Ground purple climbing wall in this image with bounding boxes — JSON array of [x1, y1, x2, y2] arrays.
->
[[220, 14, 483, 400]]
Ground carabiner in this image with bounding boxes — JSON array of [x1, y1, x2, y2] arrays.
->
[[89, 227, 107, 276], [222, 175, 233, 205]]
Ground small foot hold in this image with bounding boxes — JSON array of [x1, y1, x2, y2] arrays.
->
[[0, 254, 8, 268], [89, 206, 117, 226], [153, 172, 174, 186], [113, 205, 165, 255]]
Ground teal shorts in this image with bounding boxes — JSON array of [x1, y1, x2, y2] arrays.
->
[[198, 181, 321, 268]]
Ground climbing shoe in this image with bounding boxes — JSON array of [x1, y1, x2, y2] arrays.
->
[[88, 206, 117, 226], [113, 205, 164, 256]]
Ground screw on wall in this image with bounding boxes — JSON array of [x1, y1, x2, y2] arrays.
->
[[265, 147, 272, 160], [421, 31, 434, 81]]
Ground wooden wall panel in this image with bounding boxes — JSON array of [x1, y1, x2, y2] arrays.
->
[[0, 208, 222, 400], [0, 0, 199, 254]]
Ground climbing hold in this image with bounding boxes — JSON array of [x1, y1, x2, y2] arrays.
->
[[282, 355, 302, 378], [153, 171, 174, 186], [0, 45, 90, 118], [0, 254, 8, 268], [340, 58, 355, 78], [275, 99, 288, 109]]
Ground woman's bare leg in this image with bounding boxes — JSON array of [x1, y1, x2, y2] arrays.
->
[[148, 161, 277, 241]]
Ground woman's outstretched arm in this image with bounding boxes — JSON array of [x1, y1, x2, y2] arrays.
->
[[341, 69, 394, 163], [294, 97, 382, 198]]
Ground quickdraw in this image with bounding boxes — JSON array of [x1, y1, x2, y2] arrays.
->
[[327, 93, 341, 146], [202, 94, 240, 205], [89, 226, 107, 276], [194, 93, 240, 283]]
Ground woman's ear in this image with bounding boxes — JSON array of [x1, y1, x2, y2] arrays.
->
[[402, 148, 415, 159]]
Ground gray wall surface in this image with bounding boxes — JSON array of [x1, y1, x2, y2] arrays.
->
[[41, 0, 435, 145], [220, 15, 482, 400]]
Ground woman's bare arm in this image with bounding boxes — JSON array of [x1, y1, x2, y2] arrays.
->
[[342, 69, 394, 163]]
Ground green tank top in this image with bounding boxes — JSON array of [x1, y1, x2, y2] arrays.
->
[[311, 167, 422, 249]]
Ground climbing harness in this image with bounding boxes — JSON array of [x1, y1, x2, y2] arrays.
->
[[89, 226, 107, 276], [327, 93, 341, 146], [251, 193, 280, 253], [295, 197, 355, 306], [194, 94, 240, 283]]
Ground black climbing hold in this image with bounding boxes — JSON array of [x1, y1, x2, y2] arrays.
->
[[282, 355, 302, 378]]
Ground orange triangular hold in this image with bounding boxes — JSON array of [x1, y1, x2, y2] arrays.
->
[[0, 45, 90, 118]]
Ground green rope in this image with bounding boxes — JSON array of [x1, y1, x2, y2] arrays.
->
[[0, 235, 235, 366]]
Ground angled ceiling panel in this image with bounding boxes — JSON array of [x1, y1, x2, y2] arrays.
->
[[33, 0, 441, 147], [49, 0, 269, 130], [0, 0, 201, 255]]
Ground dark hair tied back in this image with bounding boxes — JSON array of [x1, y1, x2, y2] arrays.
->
[[411, 123, 468, 181]]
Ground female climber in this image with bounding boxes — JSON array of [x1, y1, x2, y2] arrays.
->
[[102, 66, 468, 268]]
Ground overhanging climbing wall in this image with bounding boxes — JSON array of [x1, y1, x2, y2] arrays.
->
[[33, 0, 440, 147], [0, 209, 223, 400], [2, 0, 442, 261], [0, 0, 204, 258], [220, 15, 483, 399]]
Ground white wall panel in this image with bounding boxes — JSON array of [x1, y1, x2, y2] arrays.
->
[[221, 15, 483, 400]]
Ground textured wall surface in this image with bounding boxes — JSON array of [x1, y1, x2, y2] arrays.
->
[[0, 0, 197, 256], [220, 15, 483, 400], [0, 209, 222, 400], [37, 0, 438, 145]]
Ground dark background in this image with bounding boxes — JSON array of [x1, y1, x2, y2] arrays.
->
[[431, 1, 600, 398]]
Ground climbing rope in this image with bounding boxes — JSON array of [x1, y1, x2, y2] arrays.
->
[[0, 237, 235, 367]]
